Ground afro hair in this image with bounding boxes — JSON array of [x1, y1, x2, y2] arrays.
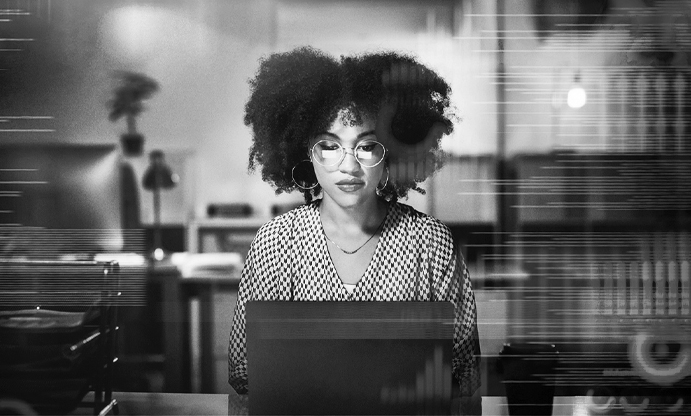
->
[[244, 46, 456, 203]]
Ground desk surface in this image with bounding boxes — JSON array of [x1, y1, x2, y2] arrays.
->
[[69, 392, 591, 415]]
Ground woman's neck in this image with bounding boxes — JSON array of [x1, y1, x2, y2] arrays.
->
[[319, 195, 388, 234]]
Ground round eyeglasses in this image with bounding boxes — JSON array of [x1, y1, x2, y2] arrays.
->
[[311, 139, 386, 168]]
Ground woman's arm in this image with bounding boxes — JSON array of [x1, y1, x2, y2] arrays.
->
[[228, 249, 255, 394], [454, 260, 481, 397], [427, 219, 481, 397], [227, 211, 297, 394]]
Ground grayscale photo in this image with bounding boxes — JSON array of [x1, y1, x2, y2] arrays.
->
[[0, 1, 689, 415]]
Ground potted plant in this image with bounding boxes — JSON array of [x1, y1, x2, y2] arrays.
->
[[107, 71, 160, 156]]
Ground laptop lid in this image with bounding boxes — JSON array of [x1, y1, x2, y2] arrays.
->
[[246, 301, 454, 415]]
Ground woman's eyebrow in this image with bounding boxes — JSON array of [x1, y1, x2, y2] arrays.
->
[[316, 132, 339, 139], [316, 130, 376, 140]]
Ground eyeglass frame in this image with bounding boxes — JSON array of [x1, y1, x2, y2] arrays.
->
[[310, 139, 387, 168]]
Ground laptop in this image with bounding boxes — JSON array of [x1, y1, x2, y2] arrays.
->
[[245, 301, 454, 415]]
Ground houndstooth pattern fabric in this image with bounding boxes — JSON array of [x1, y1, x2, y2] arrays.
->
[[228, 201, 481, 396]]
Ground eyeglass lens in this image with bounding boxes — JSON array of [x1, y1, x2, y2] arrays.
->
[[312, 140, 385, 167]]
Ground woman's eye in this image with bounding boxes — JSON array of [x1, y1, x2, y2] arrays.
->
[[316, 140, 340, 150], [358, 144, 375, 152]]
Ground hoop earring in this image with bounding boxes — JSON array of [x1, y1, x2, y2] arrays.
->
[[376, 166, 389, 196], [292, 160, 318, 190]]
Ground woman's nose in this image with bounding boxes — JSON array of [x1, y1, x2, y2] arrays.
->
[[338, 148, 361, 172]]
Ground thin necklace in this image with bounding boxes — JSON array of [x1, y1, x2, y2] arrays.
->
[[322, 214, 387, 255]]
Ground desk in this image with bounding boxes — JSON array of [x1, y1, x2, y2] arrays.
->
[[68, 392, 589, 415], [149, 263, 240, 393], [71, 392, 229, 415]]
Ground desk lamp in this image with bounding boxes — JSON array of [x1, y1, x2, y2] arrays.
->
[[142, 150, 178, 261]]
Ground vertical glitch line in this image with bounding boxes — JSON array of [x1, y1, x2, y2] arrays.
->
[[600, 69, 608, 150], [538, 244, 548, 339], [668, 260, 678, 316], [564, 243, 575, 336], [425, 354, 434, 409], [655, 73, 665, 153], [636, 71, 646, 152], [593, 262, 602, 315], [668, 232, 679, 315], [629, 261, 639, 315], [588, 262, 599, 336], [603, 261, 613, 315], [654, 233, 665, 315], [642, 260, 653, 315], [605, 70, 614, 149], [610, 71, 619, 151], [682, 232, 690, 316], [416, 372, 425, 415], [685, 71, 691, 154], [442, 362, 451, 411], [616, 261, 626, 315], [645, 71, 656, 153], [681, 261, 690, 316], [620, 72, 630, 151], [665, 70, 676, 154], [655, 260, 666, 316], [434, 346, 443, 410], [675, 73, 684, 153]]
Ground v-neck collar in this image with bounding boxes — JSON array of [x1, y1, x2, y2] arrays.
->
[[313, 200, 393, 297]]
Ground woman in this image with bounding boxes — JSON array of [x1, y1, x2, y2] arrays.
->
[[228, 47, 481, 405]]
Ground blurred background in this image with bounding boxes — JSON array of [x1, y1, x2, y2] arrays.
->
[[1, 0, 690, 412]]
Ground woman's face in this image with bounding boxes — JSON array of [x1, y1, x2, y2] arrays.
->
[[309, 115, 386, 209]]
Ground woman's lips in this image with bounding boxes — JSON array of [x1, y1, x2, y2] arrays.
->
[[336, 180, 365, 192]]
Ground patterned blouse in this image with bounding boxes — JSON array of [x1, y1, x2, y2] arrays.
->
[[228, 200, 481, 396]]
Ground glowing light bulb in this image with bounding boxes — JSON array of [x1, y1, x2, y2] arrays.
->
[[567, 71, 587, 109], [567, 86, 587, 109]]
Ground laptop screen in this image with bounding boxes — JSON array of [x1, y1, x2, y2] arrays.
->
[[246, 301, 455, 415]]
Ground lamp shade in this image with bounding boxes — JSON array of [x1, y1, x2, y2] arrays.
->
[[142, 150, 178, 190]]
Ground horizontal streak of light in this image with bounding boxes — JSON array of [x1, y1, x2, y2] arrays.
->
[[0, 169, 38, 171], [0, 116, 53, 119], [473, 49, 687, 52], [482, 27, 633, 32], [473, 101, 554, 104], [0, 181, 47, 184], [0, 129, 55, 132], [478, 70, 691, 77], [467, 13, 638, 17], [516, 65, 691, 69], [513, 206, 691, 210], [456, 36, 634, 40]]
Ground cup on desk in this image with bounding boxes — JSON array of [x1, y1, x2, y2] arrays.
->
[[498, 343, 559, 416]]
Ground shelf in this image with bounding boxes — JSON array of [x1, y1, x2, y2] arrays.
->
[[187, 217, 270, 254]]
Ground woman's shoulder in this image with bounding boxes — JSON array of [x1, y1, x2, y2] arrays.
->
[[391, 202, 460, 267], [391, 202, 452, 237], [253, 202, 317, 241]]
